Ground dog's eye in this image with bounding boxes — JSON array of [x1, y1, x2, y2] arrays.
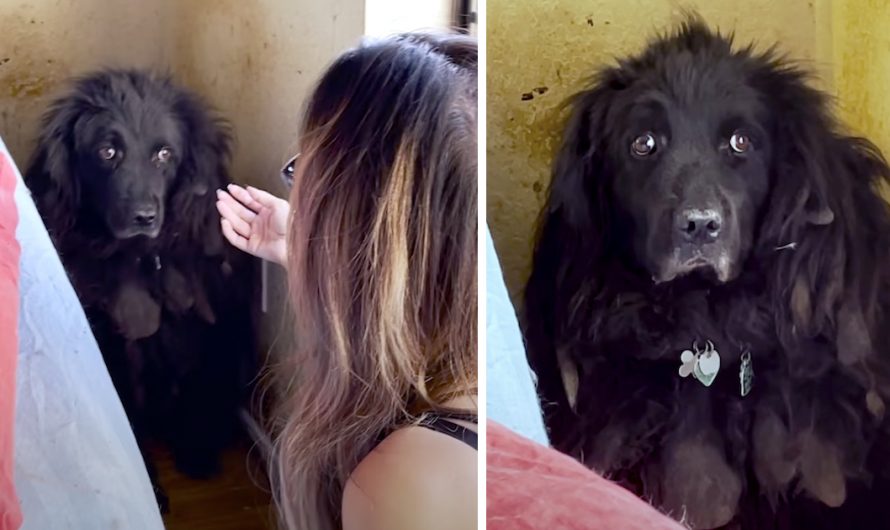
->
[[98, 146, 117, 161], [157, 147, 173, 163], [729, 132, 751, 154], [631, 133, 657, 157], [281, 153, 299, 187]]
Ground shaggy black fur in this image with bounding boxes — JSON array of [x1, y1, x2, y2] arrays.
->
[[24, 69, 257, 510], [524, 20, 890, 530]]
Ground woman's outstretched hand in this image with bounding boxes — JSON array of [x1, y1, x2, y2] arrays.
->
[[216, 183, 290, 266]]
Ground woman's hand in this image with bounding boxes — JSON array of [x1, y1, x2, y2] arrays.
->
[[216, 183, 290, 266]]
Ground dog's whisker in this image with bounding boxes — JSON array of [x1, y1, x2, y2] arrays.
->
[[774, 242, 797, 251]]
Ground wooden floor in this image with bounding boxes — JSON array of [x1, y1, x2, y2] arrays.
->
[[150, 440, 276, 530]]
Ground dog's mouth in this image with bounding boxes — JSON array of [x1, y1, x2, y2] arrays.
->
[[111, 224, 162, 240], [654, 247, 734, 284], [109, 213, 163, 239], [108, 203, 163, 239]]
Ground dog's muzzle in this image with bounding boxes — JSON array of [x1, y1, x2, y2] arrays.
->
[[656, 206, 734, 283]]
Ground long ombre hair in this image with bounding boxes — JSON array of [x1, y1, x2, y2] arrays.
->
[[271, 33, 478, 530]]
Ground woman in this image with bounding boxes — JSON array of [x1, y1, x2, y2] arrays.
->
[[217, 33, 478, 530]]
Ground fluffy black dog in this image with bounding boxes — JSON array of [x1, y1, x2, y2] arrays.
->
[[525, 20, 890, 529], [24, 69, 256, 509]]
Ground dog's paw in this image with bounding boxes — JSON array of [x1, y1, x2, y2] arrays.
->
[[662, 437, 741, 529], [589, 425, 632, 471], [753, 407, 798, 498], [799, 432, 847, 508], [110, 281, 161, 340], [162, 266, 195, 313]]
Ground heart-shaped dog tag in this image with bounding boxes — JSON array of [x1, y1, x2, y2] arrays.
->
[[694, 350, 720, 387]]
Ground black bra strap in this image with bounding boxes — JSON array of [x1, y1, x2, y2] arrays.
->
[[419, 416, 478, 450], [434, 411, 478, 424]]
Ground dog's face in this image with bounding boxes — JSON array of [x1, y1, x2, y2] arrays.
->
[[605, 60, 774, 283], [73, 100, 185, 239]]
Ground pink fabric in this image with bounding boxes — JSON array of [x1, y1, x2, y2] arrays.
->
[[0, 153, 22, 530], [488, 421, 684, 530]]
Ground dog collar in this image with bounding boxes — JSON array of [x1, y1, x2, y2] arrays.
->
[[136, 253, 163, 274]]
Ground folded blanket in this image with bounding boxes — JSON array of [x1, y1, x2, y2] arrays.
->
[[485, 228, 549, 446], [488, 421, 685, 530], [0, 153, 22, 530]]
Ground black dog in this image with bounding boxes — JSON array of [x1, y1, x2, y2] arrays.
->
[[25, 69, 256, 509], [525, 20, 890, 529]]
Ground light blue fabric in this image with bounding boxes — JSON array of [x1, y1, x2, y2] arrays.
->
[[485, 226, 549, 445], [7, 137, 164, 530]]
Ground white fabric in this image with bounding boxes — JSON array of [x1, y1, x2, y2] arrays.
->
[[485, 227, 549, 446], [7, 137, 163, 530]]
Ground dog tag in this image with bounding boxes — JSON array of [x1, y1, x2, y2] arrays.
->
[[693, 342, 720, 387], [739, 351, 754, 397], [679, 349, 696, 378]]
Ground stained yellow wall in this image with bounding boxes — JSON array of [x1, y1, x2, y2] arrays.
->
[[0, 0, 365, 196], [0, 1, 175, 165], [486, 0, 890, 302], [832, 0, 890, 195]]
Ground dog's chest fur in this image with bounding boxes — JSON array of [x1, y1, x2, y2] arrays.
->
[[559, 273, 884, 529], [58, 230, 229, 343]]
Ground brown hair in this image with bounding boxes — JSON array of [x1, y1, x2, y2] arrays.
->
[[271, 33, 478, 530]]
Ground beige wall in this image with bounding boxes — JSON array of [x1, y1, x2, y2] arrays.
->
[[165, 0, 366, 355], [0, 0, 365, 195], [487, 0, 837, 302], [0, 1, 175, 164], [0, 0, 458, 196]]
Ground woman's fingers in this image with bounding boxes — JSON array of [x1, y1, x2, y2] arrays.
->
[[216, 200, 252, 238], [220, 219, 249, 252], [226, 183, 265, 212], [246, 185, 285, 208], [217, 189, 257, 221]]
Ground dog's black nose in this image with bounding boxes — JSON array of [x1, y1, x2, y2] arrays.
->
[[133, 206, 158, 227], [678, 208, 722, 243]]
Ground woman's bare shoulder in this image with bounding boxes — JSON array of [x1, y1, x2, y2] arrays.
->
[[342, 425, 477, 530]]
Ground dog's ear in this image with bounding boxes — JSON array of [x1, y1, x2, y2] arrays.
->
[[754, 62, 890, 377], [523, 74, 621, 421], [24, 96, 87, 240], [543, 80, 617, 239], [170, 88, 233, 257]]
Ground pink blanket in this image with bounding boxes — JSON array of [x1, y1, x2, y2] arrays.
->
[[0, 153, 22, 530], [488, 421, 684, 530]]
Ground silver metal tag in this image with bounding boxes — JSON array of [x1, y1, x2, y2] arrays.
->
[[739, 351, 753, 397]]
